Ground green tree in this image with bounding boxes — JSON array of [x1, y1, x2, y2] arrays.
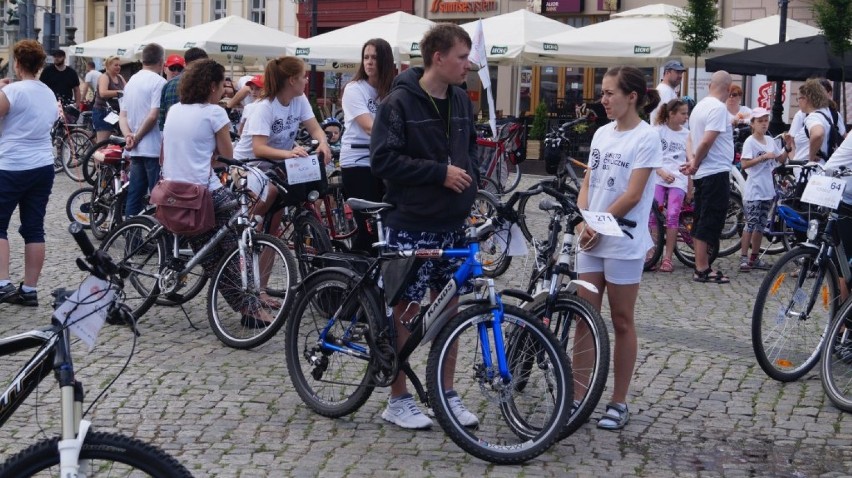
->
[[672, 0, 721, 100], [529, 102, 549, 140], [812, 0, 852, 122]]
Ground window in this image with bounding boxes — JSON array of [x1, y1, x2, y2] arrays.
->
[[212, 0, 227, 20], [123, 0, 135, 31], [249, 0, 265, 25], [172, 0, 186, 28], [0, 1, 6, 46], [63, 0, 74, 36]]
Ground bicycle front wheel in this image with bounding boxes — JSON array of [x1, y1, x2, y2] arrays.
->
[[65, 187, 94, 228], [0, 431, 193, 477], [207, 233, 296, 349], [100, 216, 164, 320], [285, 269, 382, 418], [752, 246, 839, 381], [470, 191, 512, 278], [426, 304, 571, 465], [820, 302, 852, 412], [525, 293, 609, 438]]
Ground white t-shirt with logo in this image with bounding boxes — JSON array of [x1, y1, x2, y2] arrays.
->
[[689, 96, 733, 179], [340, 80, 379, 168], [122, 69, 166, 158], [162, 103, 231, 191], [0, 80, 57, 170], [233, 95, 314, 160], [655, 124, 689, 192], [584, 121, 662, 260], [649, 82, 677, 125], [741, 135, 782, 202]]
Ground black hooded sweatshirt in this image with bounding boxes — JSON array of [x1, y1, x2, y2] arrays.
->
[[370, 67, 479, 232]]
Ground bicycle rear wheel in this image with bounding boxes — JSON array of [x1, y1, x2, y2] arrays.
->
[[673, 210, 718, 268], [89, 165, 121, 240], [494, 153, 521, 194], [752, 246, 839, 381], [285, 268, 382, 418], [81, 138, 114, 186], [100, 217, 164, 320], [717, 191, 745, 257], [470, 191, 512, 278], [517, 179, 579, 243], [282, 213, 333, 278], [65, 187, 94, 228], [207, 233, 296, 349], [426, 304, 571, 465], [524, 293, 609, 438], [0, 431, 192, 477], [60, 129, 95, 183], [820, 303, 852, 412]]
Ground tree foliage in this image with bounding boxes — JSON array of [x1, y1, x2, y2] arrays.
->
[[811, 0, 852, 56], [529, 102, 549, 140], [672, 0, 722, 99]]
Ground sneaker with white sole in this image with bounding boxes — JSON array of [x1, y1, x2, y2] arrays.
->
[[446, 393, 479, 427], [381, 394, 433, 429]]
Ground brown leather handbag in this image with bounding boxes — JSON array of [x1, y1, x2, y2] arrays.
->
[[149, 180, 215, 236]]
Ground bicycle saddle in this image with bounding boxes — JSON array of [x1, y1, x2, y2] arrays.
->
[[346, 198, 393, 213]]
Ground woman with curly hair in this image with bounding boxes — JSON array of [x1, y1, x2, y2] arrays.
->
[[0, 40, 59, 306]]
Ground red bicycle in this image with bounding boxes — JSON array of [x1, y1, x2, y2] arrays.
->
[[476, 119, 526, 194]]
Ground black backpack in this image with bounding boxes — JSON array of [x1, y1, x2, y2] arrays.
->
[[805, 109, 843, 160]]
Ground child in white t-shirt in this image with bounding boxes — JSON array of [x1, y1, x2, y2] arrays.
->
[[650, 98, 693, 272], [738, 107, 788, 272]]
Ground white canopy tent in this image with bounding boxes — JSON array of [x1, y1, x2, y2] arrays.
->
[[725, 15, 820, 46], [151, 15, 301, 65], [525, 4, 747, 67], [287, 11, 435, 70], [64, 22, 182, 60], [460, 9, 573, 66]]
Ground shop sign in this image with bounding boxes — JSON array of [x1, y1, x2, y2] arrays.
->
[[295, 48, 310, 56], [410, 42, 420, 52], [634, 45, 650, 54], [542, 0, 583, 13], [116, 49, 126, 56], [220, 44, 238, 53], [183, 42, 196, 49], [490, 46, 508, 55], [430, 0, 499, 14], [75, 47, 84, 54], [543, 43, 558, 51]]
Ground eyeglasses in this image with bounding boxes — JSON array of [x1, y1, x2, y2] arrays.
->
[[729, 93, 741, 98], [168, 66, 184, 72]]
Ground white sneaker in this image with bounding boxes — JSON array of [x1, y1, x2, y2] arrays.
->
[[447, 394, 479, 427], [381, 394, 433, 429]]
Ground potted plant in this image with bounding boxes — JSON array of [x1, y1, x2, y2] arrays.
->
[[527, 102, 549, 160]]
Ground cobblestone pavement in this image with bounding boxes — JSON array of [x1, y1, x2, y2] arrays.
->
[[0, 174, 850, 477]]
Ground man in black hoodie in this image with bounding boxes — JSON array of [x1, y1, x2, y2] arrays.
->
[[370, 23, 479, 430]]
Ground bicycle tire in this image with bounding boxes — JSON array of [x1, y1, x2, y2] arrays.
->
[[285, 268, 382, 418], [207, 233, 297, 349], [100, 217, 164, 320], [90, 165, 120, 240], [525, 293, 609, 439], [717, 191, 746, 257], [65, 187, 94, 228], [495, 153, 521, 194], [645, 203, 665, 271], [752, 246, 839, 382], [0, 431, 193, 477], [760, 211, 794, 256], [673, 210, 718, 268], [820, 303, 852, 412], [517, 179, 579, 243], [60, 129, 96, 183], [284, 213, 333, 278], [426, 304, 571, 465], [81, 138, 116, 186], [470, 190, 512, 278]]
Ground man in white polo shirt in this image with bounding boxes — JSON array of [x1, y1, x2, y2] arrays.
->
[[648, 59, 685, 123], [681, 70, 734, 284]]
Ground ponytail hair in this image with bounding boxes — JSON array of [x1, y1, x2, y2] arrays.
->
[[604, 66, 659, 118], [644, 89, 661, 119], [655, 98, 687, 126]]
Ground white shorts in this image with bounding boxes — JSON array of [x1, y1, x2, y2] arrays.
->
[[575, 253, 644, 285]]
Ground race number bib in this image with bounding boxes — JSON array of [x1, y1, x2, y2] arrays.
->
[[800, 175, 845, 209], [284, 154, 322, 185], [580, 211, 625, 237]]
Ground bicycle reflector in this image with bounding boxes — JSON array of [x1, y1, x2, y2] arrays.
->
[[807, 219, 820, 241]]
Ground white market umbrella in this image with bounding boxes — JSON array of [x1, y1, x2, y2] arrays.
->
[[525, 3, 747, 67], [287, 11, 435, 69], [725, 14, 821, 46], [460, 9, 573, 65], [64, 22, 182, 60], [152, 15, 301, 64]]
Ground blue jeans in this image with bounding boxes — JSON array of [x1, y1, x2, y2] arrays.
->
[[125, 156, 160, 217]]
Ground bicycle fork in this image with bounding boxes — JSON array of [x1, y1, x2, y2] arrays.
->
[[57, 333, 92, 477], [476, 278, 513, 384]]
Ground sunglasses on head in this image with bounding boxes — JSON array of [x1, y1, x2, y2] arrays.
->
[[168, 65, 184, 72]]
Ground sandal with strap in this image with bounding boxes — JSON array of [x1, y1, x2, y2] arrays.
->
[[597, 402, 629, 430], [693, 268, 730, 284], [659, 258, 674, 273]]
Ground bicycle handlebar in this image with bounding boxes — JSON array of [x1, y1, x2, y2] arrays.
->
[[540, 185, 637, 229], [69, 222, 123, 281]]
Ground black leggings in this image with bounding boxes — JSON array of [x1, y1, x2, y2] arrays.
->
[[341, 166, 385, 255]]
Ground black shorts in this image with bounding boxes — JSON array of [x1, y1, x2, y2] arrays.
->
[[693, 171, 730, 248]]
